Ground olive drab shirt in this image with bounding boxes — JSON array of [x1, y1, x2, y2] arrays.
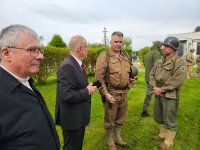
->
[[186, 52, 195, 66], [144, 49, 162, 82], [95, 50, 130, 96], [150, 55, 186, 99]]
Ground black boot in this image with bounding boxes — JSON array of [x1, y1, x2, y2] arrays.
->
[[141, 111, 151, 117]]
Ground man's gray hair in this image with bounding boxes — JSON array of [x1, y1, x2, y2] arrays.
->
[[0, 24, 38, 49], [111, 31, 124, 37]]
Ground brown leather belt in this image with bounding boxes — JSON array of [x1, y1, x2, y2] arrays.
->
[[110, 85, 128, 90]]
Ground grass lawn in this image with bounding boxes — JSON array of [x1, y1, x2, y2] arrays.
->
[[37, 71, 200, 150]]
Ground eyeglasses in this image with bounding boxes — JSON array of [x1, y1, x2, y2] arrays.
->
[[80, 45, 88, 49], [7, 46, 44, 57]]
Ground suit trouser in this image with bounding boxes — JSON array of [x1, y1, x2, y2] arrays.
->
[[153, 96, 178, 131], [63, 127, 85, 150], [142, 82, 153, 112], [103, 92, 128, 130]]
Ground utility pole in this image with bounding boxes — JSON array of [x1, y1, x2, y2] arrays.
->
[[102, 27, 107, 46]]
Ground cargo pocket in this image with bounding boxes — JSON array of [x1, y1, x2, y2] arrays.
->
[[161, 64, 173, 81]]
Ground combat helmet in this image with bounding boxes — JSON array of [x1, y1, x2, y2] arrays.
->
[[152, 41, 162, 50], [162, 36, 179, 50], [130, 65, 138, 78], [190, 48, 195, 52]]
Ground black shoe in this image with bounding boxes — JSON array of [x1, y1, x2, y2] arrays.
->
[[141, 111, 151, 117]]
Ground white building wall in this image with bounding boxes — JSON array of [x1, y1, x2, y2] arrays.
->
[[169, 32, 200, 57]]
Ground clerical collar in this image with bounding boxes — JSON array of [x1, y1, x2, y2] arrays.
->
[[0, 65, 32, 90]]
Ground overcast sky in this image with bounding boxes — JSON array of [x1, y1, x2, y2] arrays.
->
[[0, 0, 199, 50]]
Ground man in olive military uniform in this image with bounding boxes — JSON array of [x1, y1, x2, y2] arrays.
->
[[186, 48, 195, 79], [95, 31, 135, 150], [141, 41, 162, 117], [196, 54, 200, 77], [150, 36, 186, 150]]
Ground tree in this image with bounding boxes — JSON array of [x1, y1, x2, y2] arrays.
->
[[123, 37, 132, 49], [48, 34, 67, 48], [194, 26, 200, 32], [88, 43, 105, 48], [137, 46, 151, 64], [123, 36, 133, 56]]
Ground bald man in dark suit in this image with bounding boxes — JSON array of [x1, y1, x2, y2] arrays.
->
[[55, 35, 97, 150]]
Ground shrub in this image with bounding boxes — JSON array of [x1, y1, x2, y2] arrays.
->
[[33, 46, 69, 84], [137, 46, 151, 64], [84, 46, 107, 76]]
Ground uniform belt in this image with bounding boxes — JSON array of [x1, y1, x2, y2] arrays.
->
[[110, 86, 128, 90]]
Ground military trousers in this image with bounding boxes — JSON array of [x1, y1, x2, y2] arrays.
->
[[142, 82, 153, 112], [103, 92, 128, 130], [196, 64, 200, 76], [153, 96, 178, 131], [186, 65, 193, 79]]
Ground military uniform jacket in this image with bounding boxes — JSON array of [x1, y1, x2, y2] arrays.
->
[[144, 49, 162, 82], [150, 55, 186, 99], [0, 67, 60, 150], [95, 50, 130, 96], [186, 52, 195, 66]]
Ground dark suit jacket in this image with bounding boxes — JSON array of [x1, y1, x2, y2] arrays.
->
[[55, 55, 91, 130], [0, 67, 60, 150]]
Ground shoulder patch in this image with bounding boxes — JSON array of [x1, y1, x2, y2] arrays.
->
[[181, 66, 186, 72]]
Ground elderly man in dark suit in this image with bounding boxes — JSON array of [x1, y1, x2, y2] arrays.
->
[[0, 25, 60, 150], [55, 35, 97, 150]]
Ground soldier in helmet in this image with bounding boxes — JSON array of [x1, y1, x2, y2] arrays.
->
[[186, 48, 195, 79], [141, 41, 162, 117], [95, 31, 136, 150], [150, 36, 186, 149]]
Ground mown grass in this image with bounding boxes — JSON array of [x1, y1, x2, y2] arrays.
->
[[37, 71, 200, 150]]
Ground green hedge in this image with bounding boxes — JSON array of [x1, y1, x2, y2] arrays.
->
[[33, 46, 68, 84], [84, 46, 107, 76]]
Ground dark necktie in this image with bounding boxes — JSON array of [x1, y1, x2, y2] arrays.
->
[[81, 63, 86, 76]]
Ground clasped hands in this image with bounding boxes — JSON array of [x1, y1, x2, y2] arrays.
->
[[152, 87, 164, 96]]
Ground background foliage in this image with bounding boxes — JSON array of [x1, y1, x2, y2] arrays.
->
[[194, 26, 200, 32], [48, 34, 67, 48], [32, 46, 68, 84], [136, 46, 151, 64]]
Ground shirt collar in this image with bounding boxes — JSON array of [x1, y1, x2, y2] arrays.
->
[[70, 54, 82, 67], [0, 65, 30, 83]]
